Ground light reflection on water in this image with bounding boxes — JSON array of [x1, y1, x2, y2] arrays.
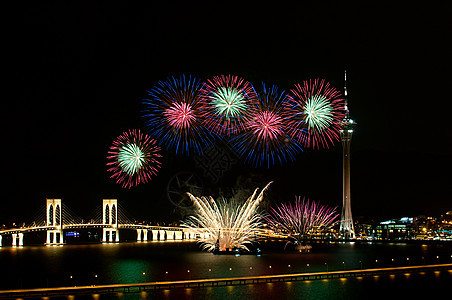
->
[[0, 241, 451, 299]]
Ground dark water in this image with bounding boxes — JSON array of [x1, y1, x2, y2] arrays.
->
[[1, 240, 451, 299]]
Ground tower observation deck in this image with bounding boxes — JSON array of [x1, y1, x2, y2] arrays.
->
[[339, 70, 356, 239]]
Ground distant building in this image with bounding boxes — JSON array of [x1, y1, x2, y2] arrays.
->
[[374, 217, 413, 240]]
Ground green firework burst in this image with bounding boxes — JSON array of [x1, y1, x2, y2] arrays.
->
[[304, 94, 333, 131], [212, 87, 247, 118], [118, 143, 145, 175]]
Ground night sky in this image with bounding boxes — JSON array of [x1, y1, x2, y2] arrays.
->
[[4, 2, 450, 225]]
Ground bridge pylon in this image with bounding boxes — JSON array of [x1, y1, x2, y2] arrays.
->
[[102, 199, 119, 242], [46, 199, 64, 245]]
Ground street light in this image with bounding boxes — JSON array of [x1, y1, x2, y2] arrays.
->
[[342, 261, 346, 270], [325, 263, 328, 272]]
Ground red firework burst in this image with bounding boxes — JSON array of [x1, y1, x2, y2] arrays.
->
[[284, 79, 345, 149], [106, 129, 162, 188]]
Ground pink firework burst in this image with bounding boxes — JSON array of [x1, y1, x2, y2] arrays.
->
[[231, 83, 302, 168], [164, 102, 196, 129], [142, 75, 217, 155], [250, 110, 284, 140], [106, 129, 162, 189], [284, 79, 345, 149], [266, 197, 339, 243]]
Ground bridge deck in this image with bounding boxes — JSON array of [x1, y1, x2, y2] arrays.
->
[[0, 263, 451, 298]]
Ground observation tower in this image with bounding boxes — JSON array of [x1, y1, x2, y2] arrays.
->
[[339, 70, 356, 239]]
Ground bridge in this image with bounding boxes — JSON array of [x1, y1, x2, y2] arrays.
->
[[0, 198, 199, 247]]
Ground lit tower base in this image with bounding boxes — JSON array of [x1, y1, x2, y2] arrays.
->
[[102, 199, 119, 242], [46, 199, 64, 245], [339, 70, 356, 239]]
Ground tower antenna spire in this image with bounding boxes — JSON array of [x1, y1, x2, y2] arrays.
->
[[344, 69, 349, 117]]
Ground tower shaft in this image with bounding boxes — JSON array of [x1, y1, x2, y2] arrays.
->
[[340, 129, 355, 238]]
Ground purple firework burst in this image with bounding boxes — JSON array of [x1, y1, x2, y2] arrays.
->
[[266, 196, 339, 242]]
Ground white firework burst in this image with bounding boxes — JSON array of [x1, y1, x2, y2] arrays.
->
[[183, 182, 272, 252]]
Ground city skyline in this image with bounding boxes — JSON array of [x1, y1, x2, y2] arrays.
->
[[4, 2, 450, 224]]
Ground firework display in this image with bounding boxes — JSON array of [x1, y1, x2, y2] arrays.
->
[[106, 129, 162, 188], [142, 75, 217, 155], [266, 197, 339, 244], [285, 79, 345, 149], [107, 74, 346, 189], [182, 182, 272, 252], [231, 83, 302, 167], [200, 75, 256, 136]]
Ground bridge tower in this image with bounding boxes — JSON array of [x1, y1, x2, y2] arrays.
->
[[46, 199, 64, 244], [102, 199, 119, 242]]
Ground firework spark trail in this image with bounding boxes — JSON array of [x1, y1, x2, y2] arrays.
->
[[285, 78, 345, 149], [142, 74, 217, 155], [183, 182, 272, 252], [200, 75, 256, 136], [266, 197, 339, 243], [231, 83, 302, 168], [106, 129, 162, 189]]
